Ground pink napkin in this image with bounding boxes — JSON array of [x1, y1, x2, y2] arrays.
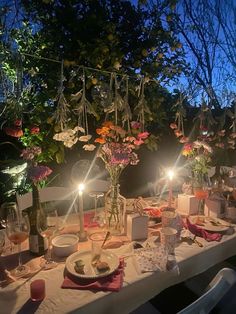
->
[[61, 259, 124, 292], [186, 218, 223, 242]]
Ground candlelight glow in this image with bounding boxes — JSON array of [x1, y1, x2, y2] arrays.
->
[[167, 169, 174, 181], [78, 183, 85, 192]]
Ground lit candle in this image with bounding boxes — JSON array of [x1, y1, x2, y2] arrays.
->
[[78, 183, 87, 241], [167, 170, 174, 208]]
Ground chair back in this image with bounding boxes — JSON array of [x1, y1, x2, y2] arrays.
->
[[16, 187, 76, 211], [177, 268, 236, 314]]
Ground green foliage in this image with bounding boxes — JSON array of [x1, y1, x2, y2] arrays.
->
[[1, 0, 186, 168]]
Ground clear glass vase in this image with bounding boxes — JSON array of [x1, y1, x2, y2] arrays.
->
[[192, 173, 209, 215], [105, 183, 126, 235]]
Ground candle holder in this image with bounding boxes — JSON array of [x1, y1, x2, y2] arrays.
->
[[77, 183, 87, 242]]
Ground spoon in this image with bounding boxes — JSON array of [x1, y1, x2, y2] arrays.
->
[[101, 231, 111, 249]]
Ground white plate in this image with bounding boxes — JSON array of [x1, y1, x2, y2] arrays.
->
[[65, 250, 119, 279], [189, 216, 230, 232]]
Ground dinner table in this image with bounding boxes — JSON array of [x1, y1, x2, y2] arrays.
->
[[1, 203, 236, 314]]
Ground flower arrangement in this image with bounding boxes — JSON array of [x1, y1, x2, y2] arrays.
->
[[182, 140, 212, 184], [3, 119, 53, 189], [94, 120, 149, 233], [53, 126, 96, 151], [95, 121, 149, 184]]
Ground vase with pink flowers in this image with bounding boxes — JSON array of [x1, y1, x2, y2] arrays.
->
[[95, 121, 149, 234]]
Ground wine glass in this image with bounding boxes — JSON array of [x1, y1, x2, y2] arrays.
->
[[89, 191, 104, 224], [37, 209, 58, 269], [6, 211, 30, 277], [0, 203, 17, 252]]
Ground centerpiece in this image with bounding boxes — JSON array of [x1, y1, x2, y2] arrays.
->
[[182, 140, 212, 214], [95, 121, 149, 234]]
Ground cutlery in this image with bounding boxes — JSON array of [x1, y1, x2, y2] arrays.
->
[[192, 235, 203, 247]]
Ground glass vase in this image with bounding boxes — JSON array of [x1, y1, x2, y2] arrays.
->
[[105, 183, 126, 235], [192, 173, 209, 216]]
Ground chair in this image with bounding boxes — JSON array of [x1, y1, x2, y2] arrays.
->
[[16, 179, 110, 213], [16, 186, 77, 212], [177, 268, 236, 314]]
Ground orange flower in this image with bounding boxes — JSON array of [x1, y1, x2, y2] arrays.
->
[[102, 121, 113, 128], [5, 127, 23, 138], [95, 137, 106, 144], [96, 127, 110, 135]]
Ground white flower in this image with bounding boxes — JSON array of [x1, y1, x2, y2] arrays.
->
[[64, 137, 78, 148], [202, 142, 212, 153], [79, 134, 92, 142], [193, 140, 202, 149], [1, 163, 28, 175], [83, 144, 96, 151], [74, 126, 85, 133]]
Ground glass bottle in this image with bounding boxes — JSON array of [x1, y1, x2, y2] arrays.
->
[[105, 184, 126, 235], [28, 185, 48, 256]]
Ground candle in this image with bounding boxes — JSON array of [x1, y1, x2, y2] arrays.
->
[[167, 170, 174, 208], [78, 183, 87, 241], [30, 279, 45, 302]]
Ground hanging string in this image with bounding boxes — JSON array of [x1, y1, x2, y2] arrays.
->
[[138, 78, 145, 132], [125, 76, 131, 131], [82, 67, 89, 135], [114, 73, 118, 125], [19, 51, 159, 85]]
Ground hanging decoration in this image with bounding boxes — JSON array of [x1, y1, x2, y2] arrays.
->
[[53, 60, 70, 131], [134, 77, 152, 131]]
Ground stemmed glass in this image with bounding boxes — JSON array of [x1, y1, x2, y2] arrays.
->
[[0, 203, 17, 249], [37, 209, 58, 269], [89, 191, 105, 225], [6, 211, 30, 277]]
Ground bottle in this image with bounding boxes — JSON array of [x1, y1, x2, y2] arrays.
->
[[28, 184, 48, 256]]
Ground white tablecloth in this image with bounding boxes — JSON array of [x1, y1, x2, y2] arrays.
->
[[1, 227, 236, 314]]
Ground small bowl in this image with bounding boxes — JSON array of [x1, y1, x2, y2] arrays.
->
[[52, 234, 78, 257]]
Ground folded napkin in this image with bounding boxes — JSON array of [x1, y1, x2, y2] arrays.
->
[[186, 218, 222, 242], [134, 246, 168, 273], [61, 259, 124, 292]]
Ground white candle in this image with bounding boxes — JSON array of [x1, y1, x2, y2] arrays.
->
[[167, 170, 174, 208], [78, 183, 87, 241]]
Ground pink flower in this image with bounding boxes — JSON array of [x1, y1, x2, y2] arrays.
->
[[123, 136, 136, 143], [30, 126, 40, 134], [131, 121, 142, 129], [14, 119, 22, 127], [21, 147, 42, 160], [134, 138, 144, 145], [215, 142, 224, 149], [179, 136, 189, 143], [28, 165, 52, 182], [170, 122, 177, 129], [137, 132, 149, 140]]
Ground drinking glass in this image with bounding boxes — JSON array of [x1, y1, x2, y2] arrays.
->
[[0, 203, 17, 252], [37, 209, 58, 269], [89, 191, 104, 224], [6, 211, 30, 277]]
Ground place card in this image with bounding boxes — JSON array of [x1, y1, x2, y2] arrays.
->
[[177, 194, 199, 216], [126, 214, 148, 241]]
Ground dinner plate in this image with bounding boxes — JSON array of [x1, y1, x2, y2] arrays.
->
[[65, 250, 119, 279], [189, 215, 230, 232]]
